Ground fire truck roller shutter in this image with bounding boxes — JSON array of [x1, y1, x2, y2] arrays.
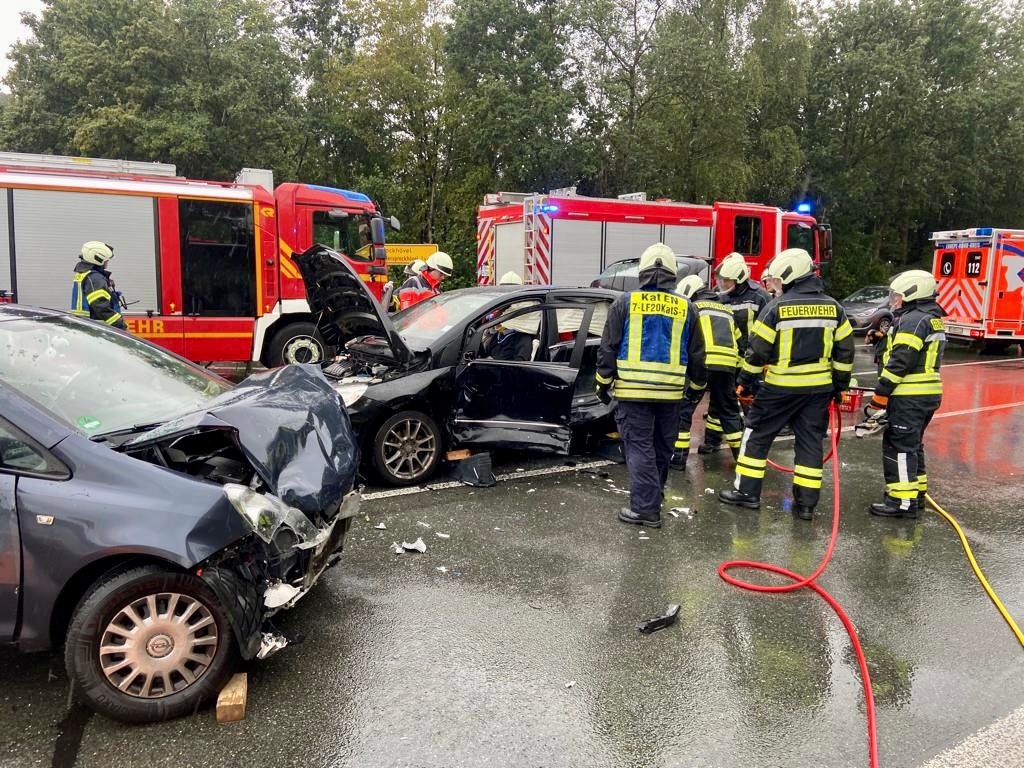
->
[[0, 190, 11, 298], [12, 189, 159, 313], [494, 222, 525, 283], [605, 222, 661, 267], [663, 224, 712, 261], [550, 219, 602, 287]]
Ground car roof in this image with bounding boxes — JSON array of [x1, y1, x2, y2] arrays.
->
[[0, 304, 63, 322]]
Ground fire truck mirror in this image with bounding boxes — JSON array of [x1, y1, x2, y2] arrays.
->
[[369, 216, 387, 246], [390, 216, 402, 232]]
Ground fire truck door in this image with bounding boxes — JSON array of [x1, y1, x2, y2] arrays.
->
[[300, 206, 386, 295], [713, 205, 776, 281], [992, 235, 1024, 330]]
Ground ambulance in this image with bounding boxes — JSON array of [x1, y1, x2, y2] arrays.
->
[[931, 227, 1024, 350]]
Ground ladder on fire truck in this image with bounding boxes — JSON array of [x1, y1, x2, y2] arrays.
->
[[523, 194, 544, 284]]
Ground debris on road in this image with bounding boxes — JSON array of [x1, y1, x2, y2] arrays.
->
[[436, 566, 448, 574], [417, 521, 431, 528], [564, 680, 576, 689], [216, 672, 248, 723], [375, 522, 387, 530], [449, 453, 497, 487], [402, 538, 427, 553], [390, 542, 404, 554], [435, 532, 450, 539], [636, 604, 681, 635], [667, 509, 679, 518], [670, 507, 693, 519], [704, 488, 715, 495], [527, 488, 536, 493]]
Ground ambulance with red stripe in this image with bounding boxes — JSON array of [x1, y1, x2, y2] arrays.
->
[[0, 152, 395, 367], [476, 192, 831, 287], [932, 227, 1024, 352]]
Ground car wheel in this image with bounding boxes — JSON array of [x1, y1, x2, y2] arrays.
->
[[65, 565, 238, 723], [266, 322, 326, 367], [372, 410, 443, 486], [876, 316, 892, 335]]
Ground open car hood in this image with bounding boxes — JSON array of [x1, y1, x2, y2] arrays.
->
[[124, 365, 358, 516], [293, 244, 413, 365]]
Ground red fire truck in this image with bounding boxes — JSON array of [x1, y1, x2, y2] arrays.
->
[[0, 152, 396, 366], [932, 227, 1024, 351], [476, 192, 831, 286]]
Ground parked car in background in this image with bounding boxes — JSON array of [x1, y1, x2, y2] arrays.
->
[[295, 246, 617, 486], [0, 306, 359, 722], [841, 285, 894, 334], [590, 255, 710, 292]]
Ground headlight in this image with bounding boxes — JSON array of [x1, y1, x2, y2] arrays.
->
[[223, 484, 319, 546], [335, 382, 368, 407]]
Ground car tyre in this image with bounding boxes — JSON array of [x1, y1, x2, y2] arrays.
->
[[266, 322, 326, 367], [372, 410, 443, 486], [65, 565, 238, 723]]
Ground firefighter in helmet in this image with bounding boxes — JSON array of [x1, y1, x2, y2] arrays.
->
[[706, 252, 770, 453], [672, 274, 742, 469], [596, 243, 706, 528], [866, 270, 946, 518], [71, 241, 126, 329], [398, 250, 453, 310], [499, 271, 523, 285], [719, 248, 855, 521]]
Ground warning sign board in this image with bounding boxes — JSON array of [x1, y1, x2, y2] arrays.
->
[[385, 243, 438, 266]]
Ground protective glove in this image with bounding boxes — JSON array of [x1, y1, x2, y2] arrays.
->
[[865, 329, 885, 344], [596, 382, 612, 405], [864, 393, 888, 416], [736, 383, 755, 408], [832, 384, 848, 405], [684, 384, 705, 404]]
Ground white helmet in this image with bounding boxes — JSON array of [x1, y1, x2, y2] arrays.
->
[[675, 274, 704, 299], [716, 252, 749, 283], [765, 248, 814, 285], [81, 241, 114, 266], [638, 243, 676, 274], [889, 269, 936, 302], [426, 250, 453, 277], [499, 271, 523, 285], [405, 258, 426, 276]]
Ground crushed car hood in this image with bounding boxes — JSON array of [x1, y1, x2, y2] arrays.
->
[[294, 244, 413, 365], [125, 365, 358, 515]]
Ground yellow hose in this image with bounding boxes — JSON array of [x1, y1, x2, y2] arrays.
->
[[924, 493, 1024, 649]]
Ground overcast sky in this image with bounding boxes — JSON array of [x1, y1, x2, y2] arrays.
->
[[1, 1, 44, 86]]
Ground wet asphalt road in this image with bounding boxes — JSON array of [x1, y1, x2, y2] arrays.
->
[[2, 345, 1024, 768]]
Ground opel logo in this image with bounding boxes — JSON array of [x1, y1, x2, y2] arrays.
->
[[147, 634, 174, 658]]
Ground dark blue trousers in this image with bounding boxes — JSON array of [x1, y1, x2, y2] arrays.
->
[[615, 399, 682, 515]]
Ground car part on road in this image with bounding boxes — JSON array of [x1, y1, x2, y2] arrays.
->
[[65, 565, 238, 724], [372, 410, 443, 486], [635, 604, 681, 634], [717, 406, 880, 768], [448, 452, 496, 487], [854, 410, 888, 439], [402, 538, 427, 553]]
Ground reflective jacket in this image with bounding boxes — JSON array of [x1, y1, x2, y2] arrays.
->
[[71, 261, 126, 329], [691, 288, 740, 372], [719, 280, 770, 356], [397, 272, 439, 311], [875, 299, 945, 398], [739, 275, 855, 393], [597, 286, 706, 401]]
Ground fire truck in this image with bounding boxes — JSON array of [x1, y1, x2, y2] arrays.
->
[[932, 227, 1024, 350], [476, 191, 831, 286], [0, 151, 396, 366]]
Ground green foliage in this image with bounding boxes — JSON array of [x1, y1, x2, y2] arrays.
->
[[2, 0, 1022, 291]]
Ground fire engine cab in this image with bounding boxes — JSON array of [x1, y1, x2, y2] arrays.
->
[[0, 152, 396, 366], [932, 227, 1024, 351], [476, 191, 831, 286]]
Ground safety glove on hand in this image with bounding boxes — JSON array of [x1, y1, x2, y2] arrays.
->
[[736, 383, 755, 407], [864, 393, 889, 417], [596, 382, 612, 405]]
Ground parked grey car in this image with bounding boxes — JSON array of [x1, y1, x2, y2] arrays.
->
[[0, 306, 359, 722], [841, 285, 894, 333]]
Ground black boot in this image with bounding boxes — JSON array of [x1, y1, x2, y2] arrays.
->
[[618, 507, 662, 528], [793, 504, 814, 521], [719, 489, 760, 509], [697, 443, 721, 455], [670, 451, 687, 470], [870, 498, 919, 519]]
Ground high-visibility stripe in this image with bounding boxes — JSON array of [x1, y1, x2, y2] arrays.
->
[[669, 314, 684, 368], [893, 332, 924, 350], [705, 419, 724, 433], [736, 464, 766, 479], [832, 360, 853, 372], [793, 473, 822, 488], [794, 464, 823, 477], [778, 328, 794, 369], [103, 313, 123, 325], [917, 474, 927, 491], [880, 368, 904, 383], [86, 288, 111, 303], [71, 309, 90, 317], [628, 313, 643, 361], [892, 382, 942, 396], [764, 370, 832, 387], [741, 359, 764, 375], [834, 320, 853, 341], [613, 387, 684, 401], [675, 432, 690, 450], [724, 431, 743, 447], [776, 318, 837, 329], [618, 369, 686, 385], [595, 372, 613, 385], [706, 352, 740, 368], [618, 359, 688, 372], [751, 320, 776, 343]]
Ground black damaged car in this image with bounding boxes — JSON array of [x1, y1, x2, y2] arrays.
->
[[0, 306, 359, 722], [295, 245, 619, 486]]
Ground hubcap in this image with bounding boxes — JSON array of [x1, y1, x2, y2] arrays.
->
[[382, 418, 437, 481], [284, 336, 322, 365], [99, 592, 219, 699]]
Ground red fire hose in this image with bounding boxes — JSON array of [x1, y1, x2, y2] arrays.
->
[[718, 405, 879, 768]]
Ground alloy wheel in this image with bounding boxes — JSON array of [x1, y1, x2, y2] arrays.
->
[[382, 417, 437, 481]]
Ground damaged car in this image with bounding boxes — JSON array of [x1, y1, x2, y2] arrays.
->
[[0, 306, 359, 722], [296, 245, 618, 486]]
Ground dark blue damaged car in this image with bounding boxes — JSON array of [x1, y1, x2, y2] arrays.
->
[[0, 306, 360, 723]]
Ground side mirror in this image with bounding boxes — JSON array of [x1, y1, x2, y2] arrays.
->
[[327, 209, 349, 221], [370, 216, 386, 246], [390, 215, 401, 232]]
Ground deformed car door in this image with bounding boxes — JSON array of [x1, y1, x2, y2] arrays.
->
[[451, 304, 579, 453], [0, 473, 17, 641]]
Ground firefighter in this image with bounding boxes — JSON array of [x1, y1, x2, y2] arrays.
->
[[703, 252, 771, 453], [499, 271, 523, 285], [398, 250, 452, 310], [719, 248, 855, 521], [867, 270, 945, 518], [672, 274, 742, 470], [71, 241, 126, 329], [596, 243, 706, 528]]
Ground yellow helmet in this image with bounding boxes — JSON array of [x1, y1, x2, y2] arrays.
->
[[675, 274, 704, 298], [426, 250, 453, 276], [889, 269, 936, 302], [638, 243, 676, 274], [716, 252, 749, 282], [765, 248, 814, 285], [499, 271, 523, 285], [81, 241, 114, 266]]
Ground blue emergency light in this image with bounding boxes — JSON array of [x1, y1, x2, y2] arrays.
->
[[540, 204, 559, 214], [796, 202, 812, 214]]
